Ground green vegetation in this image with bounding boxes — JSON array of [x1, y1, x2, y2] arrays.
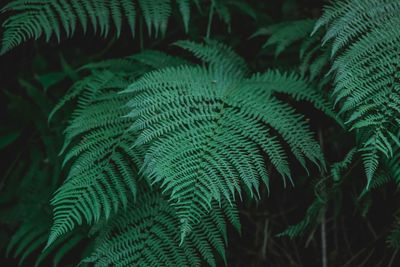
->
[[1, 0, 399, 266]]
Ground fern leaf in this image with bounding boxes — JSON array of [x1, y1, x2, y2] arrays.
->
[[176, 0, 190, 32], [47, 73, 144, 248], [123, 43, 324, 233], [83, 186, 238, 267], [0, 0, 186, 54], [315, 0, 400, 182], [174, 39, 249, 76], [138, 0, 171, 37], [256, 19, 316, 57]]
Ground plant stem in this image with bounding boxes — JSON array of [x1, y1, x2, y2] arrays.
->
[[206, 1, 215, 39], [318, 127, 328, 267], [321, 215, 328, 267]]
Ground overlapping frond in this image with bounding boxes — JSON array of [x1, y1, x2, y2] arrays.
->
[[253, 19, 332, 82], [46, 71, 144, 248], [252, 19, 316, 57], [0, 0, 197, 54], [47, 50, 189, 247], [174, 39, 249, 76], [123, 42, 325, 235], [313, 0, 400, 183], [8, 218, 86, 267], [84, 186, 239, 267]]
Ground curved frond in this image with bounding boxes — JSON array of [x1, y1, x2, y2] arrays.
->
[[0, 0, 199, 54], [47, 72, 144, 247], [253, 19, 316, 57], [174, 39, 249, 77], [123, 47, 324, 234], [83, 186, 239, 267], [314, 0, 400, 182]]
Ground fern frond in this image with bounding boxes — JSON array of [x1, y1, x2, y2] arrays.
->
[[123, 43, 325, 234], [1, 144, 86, 267], [47, 48, 192, 246], [84, 186, 239, 267], [253, 19, 316, 57], [314, 0, 400, 182], [250, 70, 340, 124], [47, 72, 144, 248], [138, 0, 170, 37], [281, 148, 357, 239], [0, 0, 202, 54], [388, 215, 400, 249], [174, 39, 249, 76], [279, 199, 325, 239], [1, 0, 136, 54]]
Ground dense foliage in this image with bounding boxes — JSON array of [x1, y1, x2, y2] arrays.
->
[[1, 0, 399, 266]]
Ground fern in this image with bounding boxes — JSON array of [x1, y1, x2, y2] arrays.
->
[[0, 0, 200, 54], [252, 19, 316, 57], [47, 50, 190, 247], [313, 0, 400, 183], [280, 148, 357, 238], [0, 83, 88, 266], [83, 184, 240, 267], [123, 40, 325, 236], [46, 72, 140, 247], [4, 1, 400, 265]]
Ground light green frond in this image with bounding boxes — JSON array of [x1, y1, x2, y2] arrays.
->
[[123, 56, 324, 232]]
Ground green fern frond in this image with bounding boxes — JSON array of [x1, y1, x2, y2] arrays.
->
[[278, 199, 325, 239], [253, 19, 316, 57], [250, 70, 340, 124], [331, 148, 357, 182], [281, 146, 359, 239], [47, 49, 191, 246], [1, 0, 136, 54], [1, 143, 86, 267], [83, 186, 239, 267], [123, 43, 325, 234], [314, 0, 400, 182], [138, 0, 171, 37], [0, 0, 201, 54], [47, 72, 137, 246], [47, 93, 143, 248], [127, 49, 191, 69], [174, 39, 249, 76]]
